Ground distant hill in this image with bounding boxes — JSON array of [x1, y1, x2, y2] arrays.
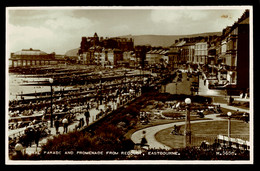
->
[[65, 48, 80, 57], [65, 32, 222, 56], [118, 32, 222, 47]]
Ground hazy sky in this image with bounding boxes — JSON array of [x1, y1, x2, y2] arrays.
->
[[7, 6, 249, 54]]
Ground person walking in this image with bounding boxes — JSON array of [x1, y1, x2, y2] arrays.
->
[[140, 130, 148, 147], [24, 126, 34, 147], [34, 127, 41, 148], [54, 116, 60, 134], [62, 117, 69, 134], [84, 109, 90, 126], [86, 102, 90, 110], [80, 118, 84, 128]]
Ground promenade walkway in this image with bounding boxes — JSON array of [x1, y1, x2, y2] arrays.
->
[[22, 102, 114, 155]]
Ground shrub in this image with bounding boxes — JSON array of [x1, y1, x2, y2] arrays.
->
[[25, 92, 215, 160], [162, 111, 185, 118]]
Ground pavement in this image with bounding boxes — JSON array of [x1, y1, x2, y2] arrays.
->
[[212, 102, 250, 113], [198, 74, 226, 97], [20, 101, 116, 155], [195, 72, 250, 113]]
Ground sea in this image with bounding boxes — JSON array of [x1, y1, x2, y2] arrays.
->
[[8, 73, 74, 101]]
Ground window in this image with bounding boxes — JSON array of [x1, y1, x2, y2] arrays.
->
[[233, 28, 238, 35]]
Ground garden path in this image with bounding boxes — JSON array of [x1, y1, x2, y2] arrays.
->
[[131, 114, 226, 150]]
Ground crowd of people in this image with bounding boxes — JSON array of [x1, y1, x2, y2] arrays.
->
[[9, 121, 50, 151], [9, 71, 149, 116], [9, 67, 166, 154]]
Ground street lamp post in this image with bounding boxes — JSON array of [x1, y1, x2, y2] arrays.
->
[[227, 112, 232, 147], [229, 71, 233, 104], [184, 98, 192, 147], [124, 69, 127, 90], [229, 71, 233, 84], [49, 78, 54, 128], [175, 81, 177, 94], [197, 73, 200, 95], [99, 71, 102, 105]]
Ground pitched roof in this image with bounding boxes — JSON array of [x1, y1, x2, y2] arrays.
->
[[14, 48, 48, 56], [171, 40, 186, 47]]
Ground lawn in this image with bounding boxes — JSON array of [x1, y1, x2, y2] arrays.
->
[[155, 120, 249, 149]]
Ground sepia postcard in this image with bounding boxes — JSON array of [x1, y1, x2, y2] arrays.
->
[[5, 6, 253, 165]]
